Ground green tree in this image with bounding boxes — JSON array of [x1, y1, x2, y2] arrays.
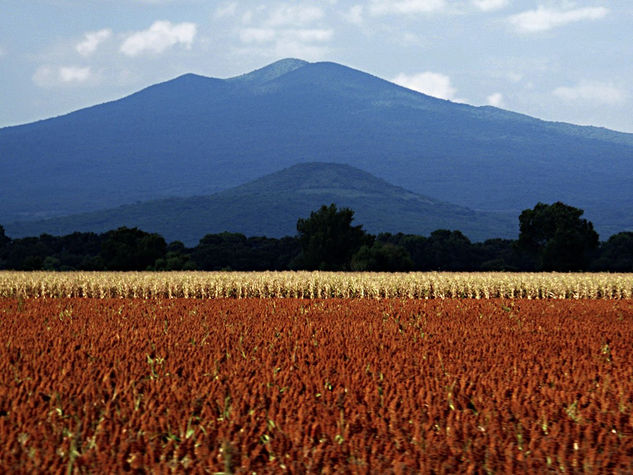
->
[[425, 230, 476, 270], [0, 225, 9, 268], [100, 227, 167, 270], [153, 241, 195, 270], [593, 232, 633, 271], [0, 225, 9, 248], [376, 232, 477, 270], [191, 233, 300, 270], [192, 232, 248, 270], [295, 204, 372, 270], [474, 238, 521, 271], [517, 202, 599, 271], [351, 241, 413, 271]]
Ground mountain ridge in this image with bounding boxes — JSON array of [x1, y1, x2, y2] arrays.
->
[[228, 58, 309, 85]]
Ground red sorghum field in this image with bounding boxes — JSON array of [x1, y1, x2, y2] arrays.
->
[[2, 297, 633, 473]]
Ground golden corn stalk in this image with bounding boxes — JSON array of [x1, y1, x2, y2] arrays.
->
[[1, 271, 632, 299]]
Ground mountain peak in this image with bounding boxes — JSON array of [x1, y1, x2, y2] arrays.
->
[[261, 60, 445, 107], [228, 58, 309, 85]]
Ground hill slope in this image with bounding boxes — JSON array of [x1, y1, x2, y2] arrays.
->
[[1, 58, 633, 237], [4, 163, 516, 246]]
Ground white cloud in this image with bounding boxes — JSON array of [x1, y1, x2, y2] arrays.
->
[[240, 27, 332, 45], [241, 9, 255, 25], [76, 29, 112, 56], [215, 3, 237, 18], [237, 5, 331, 61], [343, 5, 364, 25], [487, 92, 505, 107], [120, 21, 197, 57], [33, 65, 93, 86], [508, 6, 608, 33], [553, 81, 626, 105], [134, 0, 180, 3], [32, 66, 54, 86], [290, 29, 333, 43], [265, 5, 324, 27], [473, 0, 508, 12], [273, 42, 329, 61], [370, 0, 446, 16], [397, 32, 425, 46], [59, 66, 91, 82], [392, 72, 457, 100], [507, 71, 523, 83], [240, 28, 277, 43]]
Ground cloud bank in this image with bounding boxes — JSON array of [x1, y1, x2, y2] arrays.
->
[[343, 5, 365, 25], [509, 6, 608, 33], [76, 29, 112, 56], [33, 66, 93, 86], [393, 72, 457, 100], [369, 0, 446, 16], [120, 21, 197, 57], [472, 0, 508, 12], [265, 5, 324, 27], [237, 5, 332, 60], [487, 92, 505, 107], [553, 81, 626, 105]]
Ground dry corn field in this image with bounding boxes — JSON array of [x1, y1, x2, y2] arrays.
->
[[2, 297, 633, 473], [2, 271, 633, 299]]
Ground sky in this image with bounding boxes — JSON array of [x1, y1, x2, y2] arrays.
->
[[2, 0, 632, 133]]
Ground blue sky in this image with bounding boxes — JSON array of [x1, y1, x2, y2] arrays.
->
[[2, 0, 631, 132]]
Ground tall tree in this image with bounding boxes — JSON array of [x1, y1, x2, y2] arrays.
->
[[425, 230, 476, 271], [351, 241, 413, 271], [0, 225, 10, 268], [295, 204, 372, 270], [593, 232, 633, 272], [100, 227, 166, 271], [0, 225, 9, 247], [517, 202, 599, 271]]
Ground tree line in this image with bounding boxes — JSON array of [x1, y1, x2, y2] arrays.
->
[[1, 202, 632, 272]]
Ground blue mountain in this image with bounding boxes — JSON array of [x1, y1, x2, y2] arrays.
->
[[1, 58, 632, 238]]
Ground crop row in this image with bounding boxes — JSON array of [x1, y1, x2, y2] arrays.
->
[[2, 298, 632, 472], [2, 271, 633, 299]]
